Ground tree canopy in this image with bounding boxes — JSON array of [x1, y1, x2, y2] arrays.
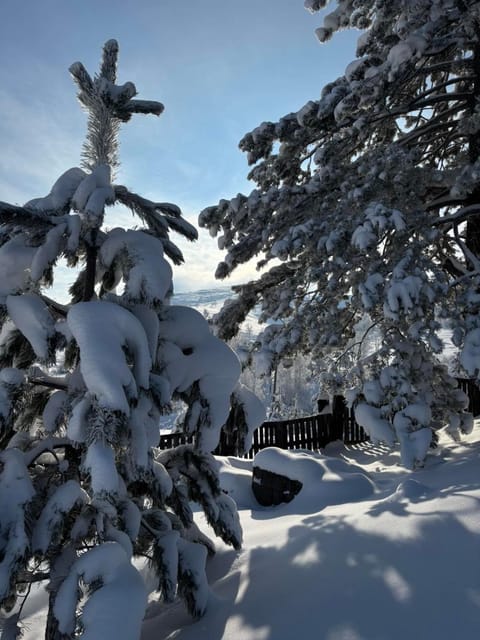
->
[[200, 0, 480, 467]]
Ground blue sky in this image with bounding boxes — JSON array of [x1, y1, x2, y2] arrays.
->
[[0, 0, 358, 292]]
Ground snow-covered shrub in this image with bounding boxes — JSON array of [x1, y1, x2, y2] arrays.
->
[[0, 41, 264, 639]]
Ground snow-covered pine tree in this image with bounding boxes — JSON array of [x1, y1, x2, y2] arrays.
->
[[200, 1, 480, 468], [0, 40, 264, 640]]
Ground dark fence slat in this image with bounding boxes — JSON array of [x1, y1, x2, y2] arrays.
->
[[276, 423, 288, 449]]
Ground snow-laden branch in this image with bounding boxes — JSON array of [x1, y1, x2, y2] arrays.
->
[[0, 201, 52, 227], [23, 436, 71, 466], [67, 301, 151, 414], [431, 203, 480, 226], [53, 542, 147, 640]]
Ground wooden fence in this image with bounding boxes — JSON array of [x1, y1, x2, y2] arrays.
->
[[159, 378, 480, 459], [457, 378, 480, 416], [158, 396, 367, 459], [244, 406, 367, 459]]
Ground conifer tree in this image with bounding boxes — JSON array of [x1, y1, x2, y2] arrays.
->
[[0, 41, 264, 639], [200, 1, 480, 468]]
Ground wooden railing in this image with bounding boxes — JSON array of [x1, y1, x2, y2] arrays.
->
[[457, 378, 480, 417], [158, 378, 480, 459], [158, 396, 368, 458], [244, 408, 368, 459]]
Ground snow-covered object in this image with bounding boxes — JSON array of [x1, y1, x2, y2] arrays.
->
[[53, 542, 147, 640], [67, 394, 91, 443], [25, 167, 86, 214], [355, 403, 396, 447], [253, 447, 375, 511], [32, 480, 89, 553], [0, 449, 35, 601], [151, 457, 173, 499], [42, 389, 67, 433], [72, 163, 115, 223], [212, 493, 243, 548], [397, 425, 432, 470], [0, 368, 23, 431], [0, 236, 36, 302], [233, 384, 266, 431], [131, 305, 160, 358], [158, 306, 241, 451], [228, 383, 267, 453], [383, 276, 425, 321], [459, 328, 480, 377], [18, 213, 81, 285], [100, 228, 173, 305], [6, 293, 55, 360], [68, 301, 151, 413], [386, 34, 428, 81], [84, 441, 120, 495], [177, 538, 209, 618], [216, 456, 255, 509], [130, 394, 162, 470], [393, 404, 433, 469], [356, 399, 435, 469]]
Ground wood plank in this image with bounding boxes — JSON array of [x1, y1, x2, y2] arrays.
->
[[305, 418, 316, 451], [252, 428, 260, 456], [300, 420, 306, 448], [287, 422, 294, 448], [309, 417, 318, 450], [321, 415, 330, 447], [294, 422, 301, 449], [276, 423, 288, 449], [305, 418, 313, 449]]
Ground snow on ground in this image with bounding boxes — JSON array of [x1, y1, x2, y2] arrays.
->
[[20, 427, 480, 640]]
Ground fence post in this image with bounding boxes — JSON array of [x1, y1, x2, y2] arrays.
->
[[332, 395, 348, 441], [275, 422, 288, 449], [464, 378, 480, 417]]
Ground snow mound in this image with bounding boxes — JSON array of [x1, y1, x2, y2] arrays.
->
[[394, 478, 430, 501], [252, 447, 375, 512], [216, 457, 256, 510]]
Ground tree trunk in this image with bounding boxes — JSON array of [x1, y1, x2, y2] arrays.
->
[[465, 43, 480, 257], [45, 596, 66, 640], [82, 229, 98, 302]]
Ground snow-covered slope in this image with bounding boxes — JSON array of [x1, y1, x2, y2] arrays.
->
[[142, 430, 480, 640], [172, 287, 232, 314], [18, 428, 480, 639]]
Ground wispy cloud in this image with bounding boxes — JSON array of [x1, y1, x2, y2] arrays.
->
[[0, 88, 84, 203]]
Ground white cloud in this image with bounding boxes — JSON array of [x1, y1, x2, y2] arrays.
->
[[172, 229, 259, 293]]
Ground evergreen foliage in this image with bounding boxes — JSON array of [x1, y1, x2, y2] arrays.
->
[[200, 1, 480, 468], [0, 41, 264, 639]]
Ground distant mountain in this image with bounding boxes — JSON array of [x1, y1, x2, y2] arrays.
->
[[172, 286, 233, 317], [172, 286, 260, 333]]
